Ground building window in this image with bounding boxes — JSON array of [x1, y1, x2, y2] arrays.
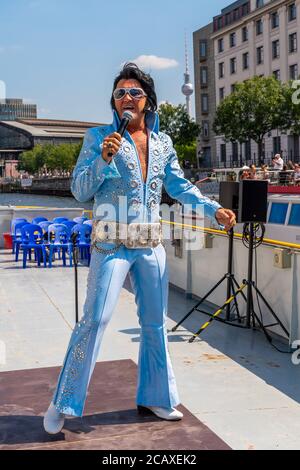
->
[[218, 38, 224, 53], [230, 32, 236, 47], [242, 3, 249, 16], [243, 52, 249, 70], [233, 8, 239, 21], [257, 46, 264, 64], [271, 11, 279, 28], [272, 40, 280, 59], [244, 140, 251, 160], [242, 26, 248, 42], [201, 94, 209, 114], [230, 57, 237, 74], [202, 121, 209, 140], [231, 83, 236, 93], [221, 143, 227, 163], [273, 136, 281, 155], [256, 0, 264, 8], [288, 3, 297, 21], [290, 64, 298, 80], [273, 69, 281, 80], [289, 32, 297, 53], [225, 13, 231, 26], [219, 87, 225, 101], [256, 19, 263, 35], [232, 142, 238, 161], [200, 66, 208, 86], [199, 40, 207, 61], [219, 62, 225, 78]]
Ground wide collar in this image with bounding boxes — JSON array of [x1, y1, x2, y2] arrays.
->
[[112, 109, 160, 135]]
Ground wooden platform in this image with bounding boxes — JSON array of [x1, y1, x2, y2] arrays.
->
[[0, 360, 230, 450]]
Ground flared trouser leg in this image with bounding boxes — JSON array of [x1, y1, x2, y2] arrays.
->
[[129, 244, 180, 408], [51, 243, 180, 417], [52, 247, 131, 417]]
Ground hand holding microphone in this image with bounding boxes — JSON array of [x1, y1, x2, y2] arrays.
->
[[102, 111, 133, 163], [102, 132, 122, 162]]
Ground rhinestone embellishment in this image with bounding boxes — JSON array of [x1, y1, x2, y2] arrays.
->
[[130, 198, 140, 206], [153, 149, 159, 156], [152, 164, 159, 173], [127, 162, 135, 170], [151, 181, 157, 190], [130, 180, 138, 188], [124, 146, 131, 153]]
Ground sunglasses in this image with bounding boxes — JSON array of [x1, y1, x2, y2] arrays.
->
[[113, 87, 147, 100]]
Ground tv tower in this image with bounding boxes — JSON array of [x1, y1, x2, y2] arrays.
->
[[181, 34, 194, 117]]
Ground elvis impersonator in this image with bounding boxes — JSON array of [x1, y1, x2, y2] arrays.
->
[[43, 63, 236, 434]]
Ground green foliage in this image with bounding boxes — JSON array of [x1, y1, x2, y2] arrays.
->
[[174, 142, 197, 165], [213, 76, 288, 149], [282, 80, 300, 136], [158, 103, 200, 146], [18, 141, 82, 174]]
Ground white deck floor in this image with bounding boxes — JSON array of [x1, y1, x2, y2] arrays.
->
[[0, 248, 300, 450]]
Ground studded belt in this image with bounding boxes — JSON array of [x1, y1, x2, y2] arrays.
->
[[91, 220, 163, 253]]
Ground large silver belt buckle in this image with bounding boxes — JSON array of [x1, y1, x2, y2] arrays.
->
[[92, 221, 162, 249]]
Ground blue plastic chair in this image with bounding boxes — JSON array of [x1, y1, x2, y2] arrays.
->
[[32, 216, 48, 225], [52, 217, 69, 223], [11, 218, 28, 254], [61, 220, 77, 232], [47, 224, 72, 267], [38, 221, 53, 242], [72, 223, 92, 265], [73, 216, 88, 224], [17, 224, 47, 268], [83, 219, 93, 227], [13, 221, 29, 259]]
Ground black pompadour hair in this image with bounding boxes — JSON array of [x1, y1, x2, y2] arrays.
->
[[110, 62, 157, 113]]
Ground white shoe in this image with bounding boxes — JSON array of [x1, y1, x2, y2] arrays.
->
[[43, 402, 65, 434], [137, 405, 183, 421]]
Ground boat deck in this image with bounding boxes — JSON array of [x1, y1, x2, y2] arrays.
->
[[0, 248, 299, 450]]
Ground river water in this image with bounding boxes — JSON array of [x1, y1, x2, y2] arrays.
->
[[0, 193, 93, 210]]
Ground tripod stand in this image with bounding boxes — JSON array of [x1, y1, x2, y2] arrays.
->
[[239, 222, 289, 336], [172, 228, 247, 335], [184, 223, 289, 343]]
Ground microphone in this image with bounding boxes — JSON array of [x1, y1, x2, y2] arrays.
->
[[108, 111, 133, 157]]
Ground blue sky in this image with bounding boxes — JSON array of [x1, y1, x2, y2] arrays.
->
[[1, 0, 228, 123]]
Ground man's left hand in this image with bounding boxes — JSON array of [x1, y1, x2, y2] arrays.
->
[[215, 208, 236, 231]]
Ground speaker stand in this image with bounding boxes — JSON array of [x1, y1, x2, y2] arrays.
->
[[172, 228, 246, 334], [188, 223, 289, 343]]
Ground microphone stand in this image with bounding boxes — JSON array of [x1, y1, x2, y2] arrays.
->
[[71, 232, 79, 324]]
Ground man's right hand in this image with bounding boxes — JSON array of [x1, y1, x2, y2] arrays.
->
[[102, 132, 122, 162]]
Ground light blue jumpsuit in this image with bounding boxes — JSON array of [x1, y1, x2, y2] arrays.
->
[[52, 110, 222, 417]]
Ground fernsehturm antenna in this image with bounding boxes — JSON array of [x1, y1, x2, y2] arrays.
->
[[181, 32, 194, 117]]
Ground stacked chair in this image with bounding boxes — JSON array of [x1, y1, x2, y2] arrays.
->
[[10, 214, 92, 269]]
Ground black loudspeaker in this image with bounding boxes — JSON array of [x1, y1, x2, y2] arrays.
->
[[238, 180, 268, 223], [219, 182, 239, 217]]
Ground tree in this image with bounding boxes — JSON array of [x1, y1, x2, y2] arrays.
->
[[158, 103, 200, 146], [18, 141, 82, 175], [213, 76, 288, 164], [282, 80, 300, 136]]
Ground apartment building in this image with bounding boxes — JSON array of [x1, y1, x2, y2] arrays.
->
[[194, 0, 300, 168]]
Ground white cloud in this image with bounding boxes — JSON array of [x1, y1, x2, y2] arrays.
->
[[124, 55, 178, 70], [0, 45, 23, 54]]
